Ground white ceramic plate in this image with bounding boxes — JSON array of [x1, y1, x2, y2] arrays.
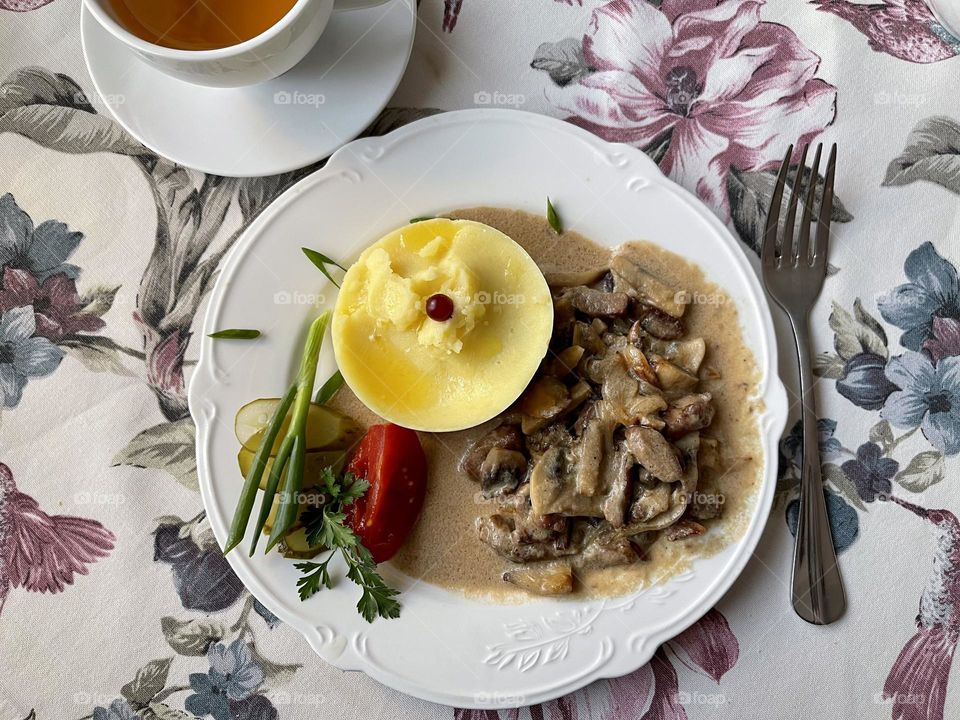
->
[[80, 0, 415, 177], [190, 109, 789, 708]]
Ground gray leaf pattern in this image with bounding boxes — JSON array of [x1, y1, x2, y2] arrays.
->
[[531, 38, 593, 86], [727, 165, 853, 255], [112, 418, 198, 490], [0, 67, 148, 155], [884, 115, 960, 193]]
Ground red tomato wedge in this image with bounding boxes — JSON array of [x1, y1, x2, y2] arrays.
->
[[344, 424, 427, 563]]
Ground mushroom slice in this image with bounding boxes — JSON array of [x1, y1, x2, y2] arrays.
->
[[547, 345, 586, 379], [544, 268, 608, 288], [624, 426, 682, 482], [601, 448, 633, 527], [634, 304, 684, 340], [526, 421, 574, 457], [551, 293, 576, 350], [572, 320, 607, 355], [563, 286, 630, 317], [502, 561, 574, 595], [459, 424, 523, 480], [530, 380, 592, 437], [663, 393, 715, 439], [568, 380, 593, 410], [479, 448, 528, 497], [593, 352, 666, 426], [623, 344, 659, 386], [645, 337, 707, 375], [650, 355, 699, 394], [575, 411, 617, 497], [611, 250, 687, 318], [529, 447, 605, 518], [620, 506, 688, 536], [520, 379, 592, 435], [520, 376, 570, 420]]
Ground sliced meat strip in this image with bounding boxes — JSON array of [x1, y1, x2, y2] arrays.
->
[[624, 426, 682, 482], [663, 393, 714, 439], [633, 305, 684, 340], [563, 286, 630, 317], [664, 518, 706, 541]]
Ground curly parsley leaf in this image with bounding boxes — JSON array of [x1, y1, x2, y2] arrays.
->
[[317, 466, 341, 496], [346, 550, 401, 622], [296, 467, 400, 621], [323, 509, 356, 549], [339, 474, 369, 506]]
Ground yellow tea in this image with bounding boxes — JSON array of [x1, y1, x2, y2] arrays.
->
[[103, 0, 298, 51]]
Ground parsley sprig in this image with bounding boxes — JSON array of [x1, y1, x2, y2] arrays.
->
[[294, 467, 401, 622]]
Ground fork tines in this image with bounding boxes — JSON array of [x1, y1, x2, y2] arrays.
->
[[761, 142, 837, 271]]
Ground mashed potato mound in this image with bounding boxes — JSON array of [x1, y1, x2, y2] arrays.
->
[[332, 218, 553, 432]]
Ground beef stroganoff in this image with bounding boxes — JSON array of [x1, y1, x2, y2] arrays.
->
[[328, 207, 763, 601]]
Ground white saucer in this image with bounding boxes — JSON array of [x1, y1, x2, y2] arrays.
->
[[80, 0, 416, 177]]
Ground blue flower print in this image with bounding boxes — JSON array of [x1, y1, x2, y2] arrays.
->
[[185, 639, 264, 720], [92, 699, 138, 720], [841, 442, 898, 502], [878, 242, 960, 351], [882, 352, 960, 455], [0, 193, 83, 280], [787, 492, 859, 553], [836, 352, 899, 410], [0, 305, 65, 407]]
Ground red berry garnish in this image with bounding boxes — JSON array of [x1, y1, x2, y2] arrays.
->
[[425, 293, 454, 321]]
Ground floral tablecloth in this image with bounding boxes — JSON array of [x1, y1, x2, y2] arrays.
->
[[2, 0, 960, 718]]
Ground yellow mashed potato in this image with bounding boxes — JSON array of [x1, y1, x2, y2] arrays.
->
[[332, 218, 553, 431]]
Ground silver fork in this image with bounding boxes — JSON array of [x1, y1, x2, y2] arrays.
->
[[762, 142, 846, 625]]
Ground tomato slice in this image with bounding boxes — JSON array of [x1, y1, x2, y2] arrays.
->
[[344, 424, 427, 563]]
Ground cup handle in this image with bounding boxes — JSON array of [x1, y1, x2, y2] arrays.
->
[[333, 0, 391, 10]]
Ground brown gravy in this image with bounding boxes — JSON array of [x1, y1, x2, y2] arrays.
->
[[331, 207, 763, 601]]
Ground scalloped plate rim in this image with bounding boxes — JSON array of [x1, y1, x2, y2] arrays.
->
[[190, 108, 789, 708]]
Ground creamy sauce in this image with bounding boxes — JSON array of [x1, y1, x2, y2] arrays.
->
[[332, 207, 763, 602]]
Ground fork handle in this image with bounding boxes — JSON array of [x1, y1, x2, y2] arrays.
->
[[788, 313, 847, 625]]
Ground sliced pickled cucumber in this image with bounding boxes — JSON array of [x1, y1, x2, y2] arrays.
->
[[237, 448, 347, 491], [235, 397, 363, 455], [280, 527, 325, 559]]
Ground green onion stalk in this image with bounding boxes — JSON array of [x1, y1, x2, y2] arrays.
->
[[264, 312, 331, 552], [222, 311, 332, 555]]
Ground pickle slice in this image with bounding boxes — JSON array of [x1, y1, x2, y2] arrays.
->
[[235, 397, 363, 455], [237, 448, 347, 491], [280, 527, 325, 559]]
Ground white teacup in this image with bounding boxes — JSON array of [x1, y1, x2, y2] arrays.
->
[[82, 0, 391, 88]]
